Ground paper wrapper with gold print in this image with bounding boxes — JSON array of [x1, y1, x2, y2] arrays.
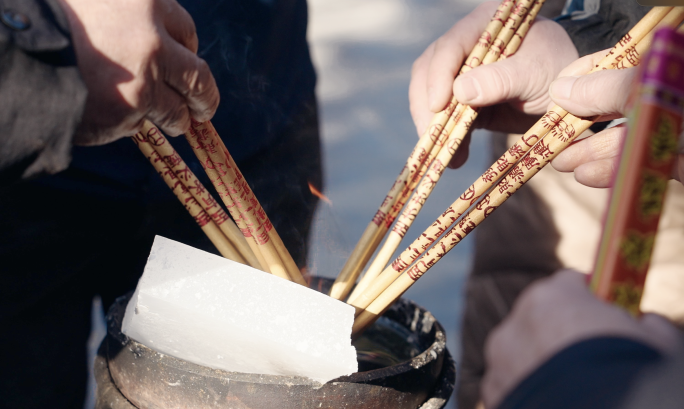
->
[[590, 28, 684, 314]]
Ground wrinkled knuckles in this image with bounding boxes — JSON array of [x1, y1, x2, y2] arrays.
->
[[158, 106, 191, 136], [189, 59, 213, 96]]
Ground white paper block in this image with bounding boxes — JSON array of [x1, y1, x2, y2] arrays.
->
[[122, 236, 357, 384]]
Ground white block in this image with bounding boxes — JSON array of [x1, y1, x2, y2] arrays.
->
[[122, 236, 357, 384]]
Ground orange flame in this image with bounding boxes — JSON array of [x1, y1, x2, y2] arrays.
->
[[308, 182, 332, 205]]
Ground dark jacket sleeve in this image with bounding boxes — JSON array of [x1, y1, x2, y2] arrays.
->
[[496, 337, 672, 409], [556, 0, 651, 57], [0, 0, 87, 185], [622, 344, 684, 409]]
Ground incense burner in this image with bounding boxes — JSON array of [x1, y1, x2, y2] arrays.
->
[[95, 277, 455, 409]]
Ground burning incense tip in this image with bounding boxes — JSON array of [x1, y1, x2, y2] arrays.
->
[[309, 182, 333, 205]]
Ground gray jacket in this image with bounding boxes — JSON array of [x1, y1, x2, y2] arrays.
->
[[0, 0, 86, 185]]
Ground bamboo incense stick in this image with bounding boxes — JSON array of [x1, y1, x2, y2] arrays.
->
[[482, 0, 542, 65], [351, 42, 666, 323], [348, 0, 541, 302], [184, 124, 270, 273], [186, 120, 308, 286], [353, 111, 597, 335], [329, 0, 518, 301], [205, 121, 308, 286], [185, 121, 290, 281], [349, 7, 676, 321], [137, 121, 261, 269], [133, 132, 246, 263], [499, 1, 537, 60], [352, 33, 682, 336], [591, 28, 684, 314]]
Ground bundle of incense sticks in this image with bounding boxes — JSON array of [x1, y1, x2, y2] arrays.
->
[[331, 0, 540, 301], [134, 1, 683, 339], [132, 121, 259, 268], [348, 0, 545, 302], [133, 119, 306, 286], [591, 27, 684, 314], [184, 120, 308, 286], [351, 6, 684, 337]]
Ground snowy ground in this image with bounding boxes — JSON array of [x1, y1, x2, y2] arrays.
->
[[306, 0, 489, 407]]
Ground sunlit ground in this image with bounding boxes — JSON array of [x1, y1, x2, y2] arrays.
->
[[307, 1, 489, 407]]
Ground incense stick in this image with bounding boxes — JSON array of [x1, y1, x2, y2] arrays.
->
[[348, 0, 542, 302], [137, 121, 261, 269], [186, 121, 308, 286], [330, 0, 518, 301], [499, 2, 537, 60], [184, 124, 269, 272], [352, 111, 596, 335], [205, 121, 308, 286], [185, 121, 289, 280], [350, 7, 677, 325], [133, 132, 246, 263]]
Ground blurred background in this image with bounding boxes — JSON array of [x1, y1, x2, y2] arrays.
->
[[306, 0, 489, 407]]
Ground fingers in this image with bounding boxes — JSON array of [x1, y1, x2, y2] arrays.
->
[[453, 19, 578, 114], [158, 0, 199, 53], [409, 44, 436, 136], [544, 48, 614, 112], [161, 38, 220, 124], [552, 125, 626, 188], [573, 159, 617, 188], [408, 1, 498, 136], [553, 123, 684, 189], [452, 52, 521, 107], [156, 0, 217, 129], [550, 67, 638, 118], [555, 48, 610, 79], [552, 125, 625, 171], [150, 0, 217, 133], [146, 81, 191, 135], [426, 1, 499, 111]]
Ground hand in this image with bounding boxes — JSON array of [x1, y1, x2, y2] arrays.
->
[[550, 50, 684, 187], [481, 270, 681, 409], [409, 1, 578, 168], [58, 0, 220, 146]]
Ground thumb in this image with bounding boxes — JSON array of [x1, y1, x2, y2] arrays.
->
[[549, 67, 638, 118], [452, 52, 554, 113], [452, 58, 526, 107]]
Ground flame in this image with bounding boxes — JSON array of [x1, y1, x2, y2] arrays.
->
[[308, 182, 332, 205]]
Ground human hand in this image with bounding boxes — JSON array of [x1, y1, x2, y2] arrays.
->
[[409, 1, 578, 168], [481, 270, 681, 409], [550, 50, 684, 187], [57, 0, 219, 146]]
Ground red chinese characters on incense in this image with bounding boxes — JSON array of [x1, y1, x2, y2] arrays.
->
[[188, 122, 271, 245], [137, 126, 227, 227], [132, 123, 258, 266], [349, 7, 684, 337], [590, 28, 684, 314], [185, 120, 307, 286]]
